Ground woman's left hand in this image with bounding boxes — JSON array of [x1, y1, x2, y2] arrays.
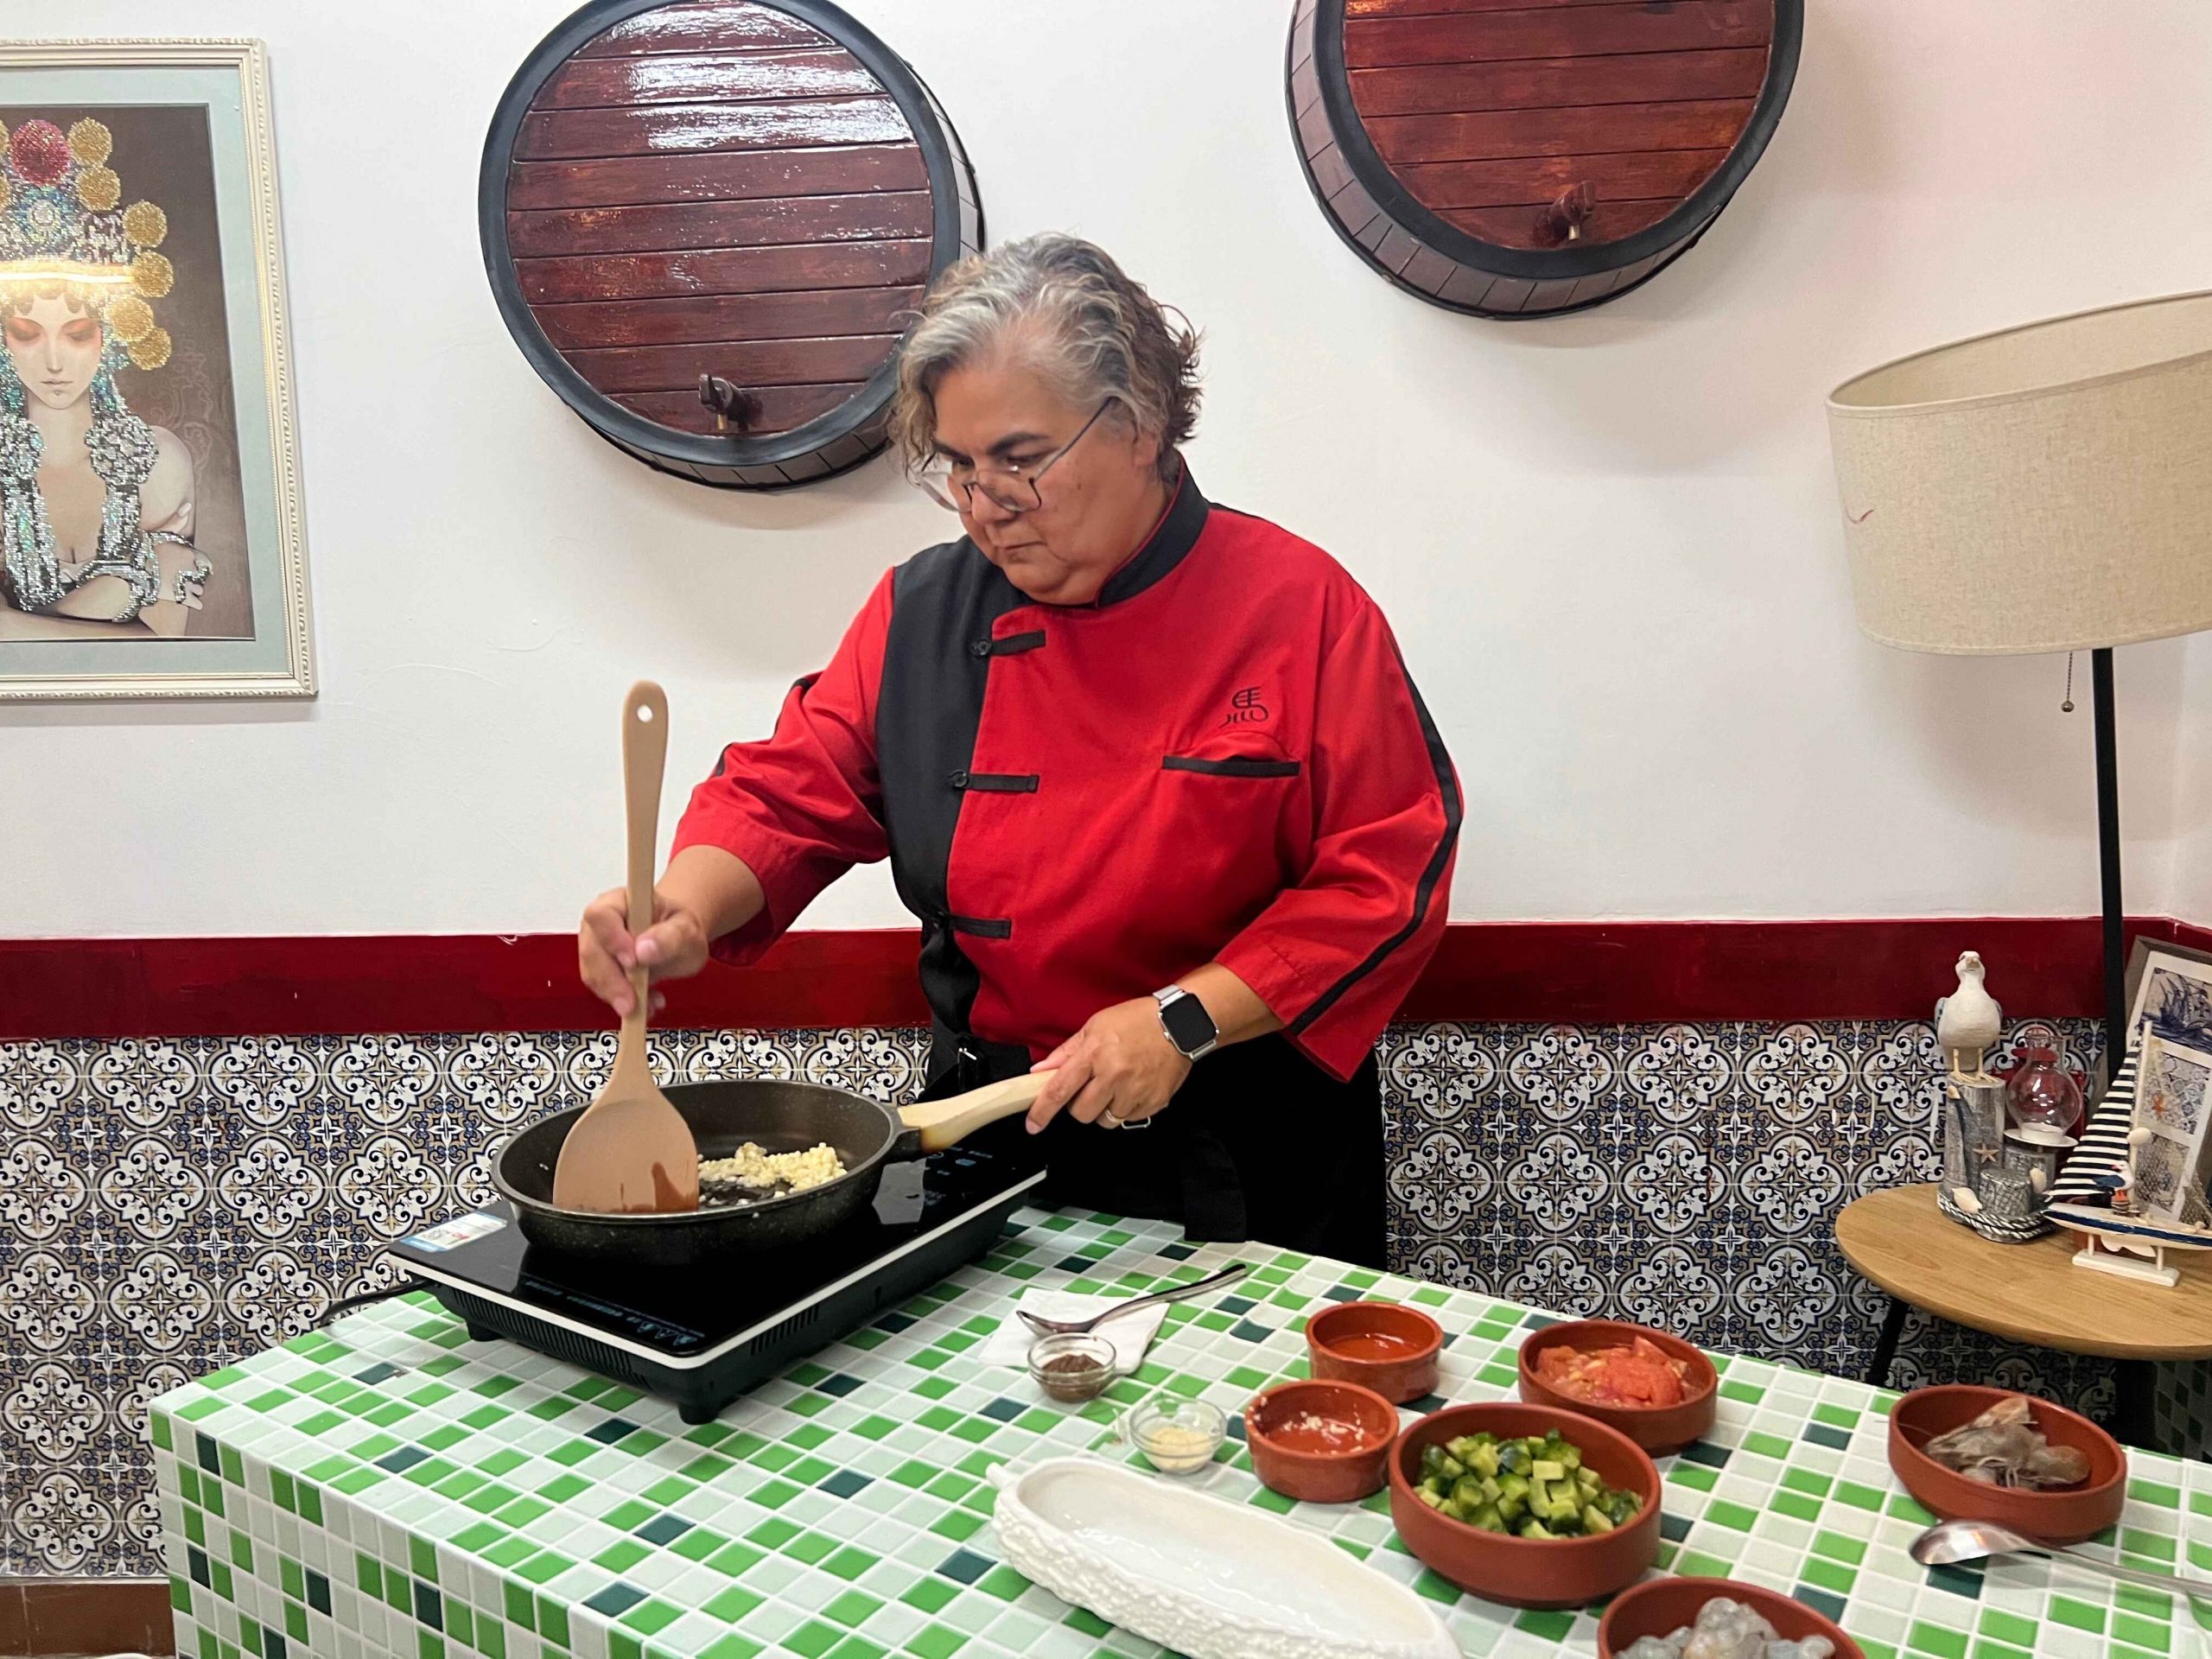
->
[[1026, 997, 1191, 1135]]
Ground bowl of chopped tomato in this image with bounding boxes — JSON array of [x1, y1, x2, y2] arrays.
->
[[1517, 1319, 1718, 1453]]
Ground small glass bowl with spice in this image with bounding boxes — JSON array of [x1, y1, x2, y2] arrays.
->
[[1123, 1392, 1228, 1475], [1027, 1333, 1116, 1403]]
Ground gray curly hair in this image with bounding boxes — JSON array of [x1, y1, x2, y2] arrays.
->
[[889, 233, 1201, 483]]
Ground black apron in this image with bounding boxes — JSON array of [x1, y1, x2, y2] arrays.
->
[[925, 1027, 1388, 1268]]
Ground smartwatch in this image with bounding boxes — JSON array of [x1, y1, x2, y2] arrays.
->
[[1153, 985, 1219, 1061]]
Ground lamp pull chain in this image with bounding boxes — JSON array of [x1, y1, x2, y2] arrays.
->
[[2061, 652, 2075, 714]]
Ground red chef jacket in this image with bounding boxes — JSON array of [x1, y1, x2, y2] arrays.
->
[[671, 468, 1459, 1083]]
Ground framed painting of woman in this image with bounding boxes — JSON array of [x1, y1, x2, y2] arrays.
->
[[0, 40, 310, 699]]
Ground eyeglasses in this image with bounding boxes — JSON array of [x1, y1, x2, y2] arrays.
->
[[917, 399, 1114, 514]]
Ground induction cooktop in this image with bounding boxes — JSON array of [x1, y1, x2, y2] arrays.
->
[[391, 1146, 1046, 1423]]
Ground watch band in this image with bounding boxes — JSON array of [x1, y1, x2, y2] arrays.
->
[[1153, 985, 1219, 1061]]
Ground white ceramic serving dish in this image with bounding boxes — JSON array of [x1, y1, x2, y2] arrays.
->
[[993, 1457, 1458, 1659]]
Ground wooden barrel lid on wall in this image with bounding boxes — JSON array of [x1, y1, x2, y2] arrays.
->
[[1287, 0, 1800, 319], [480, 0, 982, 489]]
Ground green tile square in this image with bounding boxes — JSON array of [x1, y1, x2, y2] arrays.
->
[[619, 1600, 679, 1636], [1812, 1530, 1867, 1566], [596, 1540, 650, 1573], [1677, 1553, 1732, 1579], [517, 1550, 573, 1586], [785, 1621, 842, 1659], [1979, 1611, 2036, 1647], [1781, 1467, 1834, 1497], [1669, 1464, 1718, 1492], [1516, 1610, 1573, 1641], [1706, 1500, 1757, 1532], [357, 1554, 383, 1596], [1834, 1480, 1885, 1511], [673, 1527, 729, 1563], [505, 1580, 535, 1631], [704, 1586, 764, 1624], [2113, 1614, 2169, 1652], [537, 1472, 589, 1503], [1908, 1621, 1968, 1659], [539, 1599, 570, 1648], [850, 1415, 899, 1441], [605, 1499, 656, 1530], [977, 1566, 1030, 1601], [751, 1478, 802, 1510], [703, 1638, 763, 1659], [749, 1516, 803, 1549], [1742, 1432, 1792, 1460], [1770, 1491, 1821, 1522], [1801, 1557, 1856, 1595], [410, 1537, 438, 1582], [706, 1541, 765, 1577], [823, 1547, 878, 1581], [1813, 1402, 1860, 1429], [787, 1532, 838, 1567], [902, 1580, 957, 1616], [825, 1591, 883, 1628], [930, 1510, 985, 1542]]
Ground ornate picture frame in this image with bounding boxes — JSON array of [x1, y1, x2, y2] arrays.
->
[[0, 39, 312, 700]]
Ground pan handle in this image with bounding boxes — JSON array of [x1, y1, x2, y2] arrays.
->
[[899, 1071, 1047, 1152]]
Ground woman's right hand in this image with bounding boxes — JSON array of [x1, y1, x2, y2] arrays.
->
[[579, 886, 711, 1018]]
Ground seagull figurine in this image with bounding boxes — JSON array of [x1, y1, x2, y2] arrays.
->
[[1935, 950, 2002, 1081]]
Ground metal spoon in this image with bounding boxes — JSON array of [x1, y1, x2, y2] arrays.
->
[[1016, 1262, 1251, 1336], [1911, 1519, 2212, 1601]]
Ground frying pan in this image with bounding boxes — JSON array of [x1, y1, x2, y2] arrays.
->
[[493, 1072, 1044, 1269]]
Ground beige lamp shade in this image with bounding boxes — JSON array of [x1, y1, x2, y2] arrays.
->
[[1827, 289, 2212, 655]]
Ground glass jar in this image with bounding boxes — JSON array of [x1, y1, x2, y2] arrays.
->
[[1122, 1392, 1227, 1475], [2005, 1047, 2084, 1137]]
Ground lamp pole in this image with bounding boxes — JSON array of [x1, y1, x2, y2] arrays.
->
[[2092, 647, 2126, 1070]]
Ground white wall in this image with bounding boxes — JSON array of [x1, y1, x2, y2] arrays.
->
[[8, 0, 2212, 938]]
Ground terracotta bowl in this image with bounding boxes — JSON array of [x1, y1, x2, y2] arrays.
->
[[1888, 1386, 2125, 1546], [1307, 1301, 1444, 1405], [1245, 1380, 1399, 1504], [1388, 1401, 1661, 1609], [1600, 1578, 1866, 1659], [1517, 1319, 1719, 1454]]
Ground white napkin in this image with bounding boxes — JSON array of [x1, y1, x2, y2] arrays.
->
[[982, 1291, 1171, 1375]]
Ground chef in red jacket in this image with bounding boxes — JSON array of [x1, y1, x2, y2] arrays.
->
[[580, 234, 1458, 1267]]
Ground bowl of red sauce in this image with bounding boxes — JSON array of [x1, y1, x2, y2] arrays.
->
[[1517, 1319, 1717, 1453], [1306, 1300, 1444, 1404], [1244, 1379, 1399, 1504]]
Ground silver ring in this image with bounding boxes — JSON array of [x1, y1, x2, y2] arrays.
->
[[1099, 1111, 1122, 1129], [1123, 1114, 1152, 1130]]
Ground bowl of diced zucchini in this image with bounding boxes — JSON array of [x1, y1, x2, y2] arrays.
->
[[1387, 1402, 1661, 1607]]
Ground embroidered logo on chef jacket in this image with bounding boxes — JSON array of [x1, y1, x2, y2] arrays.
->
[[1223, 685, 1270, 724]]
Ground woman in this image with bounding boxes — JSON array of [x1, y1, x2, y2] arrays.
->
[[0, 116, 207, 637], [580, 234, 1458, 1266]]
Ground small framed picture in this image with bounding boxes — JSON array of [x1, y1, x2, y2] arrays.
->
[[2126, 937, 2212, 1047], [0, 39, 311, 698], [2089, 936, 2212, 1100], [2134, 1027, 2212, 1229]]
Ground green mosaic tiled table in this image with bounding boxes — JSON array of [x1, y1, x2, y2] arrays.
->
[[155, 1211, 2212, 1659]]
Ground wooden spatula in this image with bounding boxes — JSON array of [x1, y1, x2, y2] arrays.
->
[[552, 681, 702, 1215]]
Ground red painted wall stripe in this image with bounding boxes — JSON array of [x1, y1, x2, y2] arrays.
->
[[0, 918, 2198, 1041]]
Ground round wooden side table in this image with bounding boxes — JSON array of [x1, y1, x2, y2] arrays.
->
[[1834, 1184, 2212, 1448]]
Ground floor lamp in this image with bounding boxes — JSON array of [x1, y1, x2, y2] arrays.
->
[[1828, 290, 2212, 1065], [1827, 290, 2212, 1444]]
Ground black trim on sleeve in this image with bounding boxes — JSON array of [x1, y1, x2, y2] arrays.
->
[[950, 772, 1039, 792], [989, 631, 1046, 656], [946, 914, 1012, 939], [1287, 651, 1460, 1040], [1162, 756, 1302, 779]]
